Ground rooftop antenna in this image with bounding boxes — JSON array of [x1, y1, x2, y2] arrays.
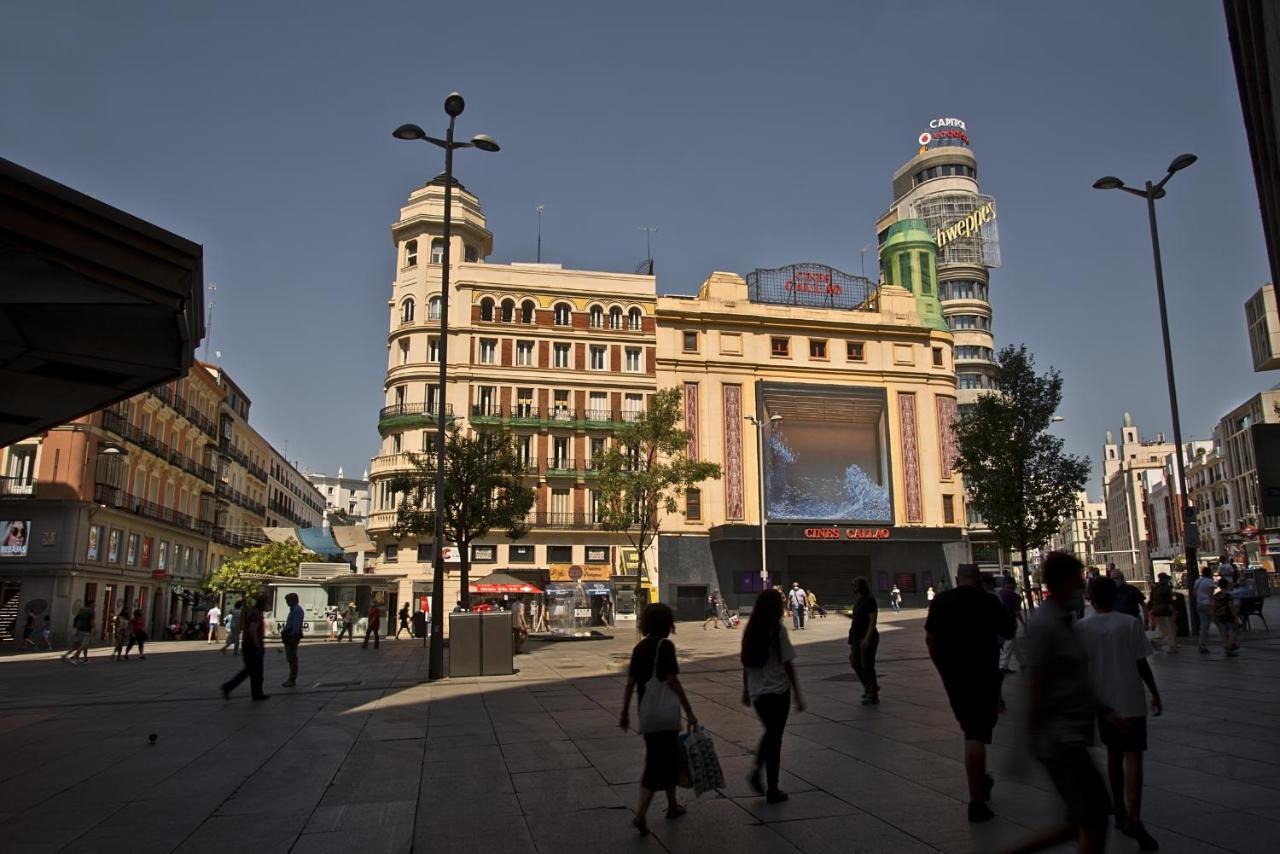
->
[[202, 282, 217, 361], [639, 226, 657, 275], [536, 205, 544, 262]]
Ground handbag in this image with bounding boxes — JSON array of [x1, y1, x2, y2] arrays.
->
[[680, 727, 725, 796], [636, 639, 682, 734]]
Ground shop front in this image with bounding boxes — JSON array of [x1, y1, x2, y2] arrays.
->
[[546, 563, 614, 637]]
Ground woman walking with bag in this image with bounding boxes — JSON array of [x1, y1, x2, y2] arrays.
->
[[849, 577, 880, 704], [619, 603, 697, 836], [741, 589, 804, 804]]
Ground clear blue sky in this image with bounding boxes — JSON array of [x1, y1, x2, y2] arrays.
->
[[3, 1, 1269, 493]]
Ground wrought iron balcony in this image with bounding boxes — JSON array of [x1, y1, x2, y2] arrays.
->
[[94, 484, 213, 535], [467, 404, 641, 429], [0, 476, 35, 497], [379, 402, 453, 433]]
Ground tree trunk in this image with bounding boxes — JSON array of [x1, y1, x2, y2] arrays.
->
[[459, 545, 471, 610], [1019, 527, 1034, 612]]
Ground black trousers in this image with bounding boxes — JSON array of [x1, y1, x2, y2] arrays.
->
[[224, 644, 266, 698], [753, 690, 791, 792], [125, 631, 147, 656], [851, 633, 879, 695]]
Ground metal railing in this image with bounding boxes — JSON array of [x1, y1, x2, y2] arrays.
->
[[379, 402, 453, 420], [0, 476, 35, 497], [94, 484, 213, 535], [215, 480, 266, 516], [217, 437, 269, 483], [469, 404, 642, 425]]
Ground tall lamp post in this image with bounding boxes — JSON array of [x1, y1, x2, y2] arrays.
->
[[745, 413, 782, 590], [1094, 154, 1199, 610], [393, 92, 500, 681]]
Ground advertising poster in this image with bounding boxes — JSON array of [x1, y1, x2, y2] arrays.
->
[[759, 383, 892, 523], [158, 541, 168, 572], [108, 529, 121, 562], [126, 533, 139, 566], [1, 520, 30, 557], [86, 525, 103, 561], [141, 537, 153, 568]]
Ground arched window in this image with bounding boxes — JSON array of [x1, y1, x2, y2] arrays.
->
[[464, 245, 478, 262], [430, 238, 445, 264], [589, 305, 604, 329], [427, 295, 441, 321], [628, 307, 642, 330], [400, 298, 415, 324], [480, 297, 494, 322], [405, 239, 418, 267], [521, 300, 536, 324], [500, 298, 515, 323], [554, 302, 571, 326], [608, 307, 622, 330]]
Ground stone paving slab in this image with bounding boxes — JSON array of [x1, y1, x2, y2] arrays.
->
[[0, 609, 1277, 853]]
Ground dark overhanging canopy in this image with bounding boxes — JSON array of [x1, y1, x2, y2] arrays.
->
[[0, 157, 204, 446]]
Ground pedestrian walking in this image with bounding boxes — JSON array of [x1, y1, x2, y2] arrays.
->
[[38, 615, 53, 650], [702, 591, 723, 630], [337, 603, 356, 642], [619, 603, 697, 837], [1078, 576, 1162, 851], [1110, 571, 1145, 620], [395, 602, 411, 639], [1194, 565, 1216, 654], [741, 589, 804, 804], [924, 564, 1012, 823], [206, 603, 221, 643], [61, 602, 94, 665], [806, 589, 824, 618], [1014, 551, 1113, 853], [889, 585, 902, 613], [221, 601, 242, 654], [326, 607, 337, 640], [848, 577, 879, 705], [1211, 578, 1240, 656], [221, 593, 269, 701], [19, 608, 36, 650], [112, 606, 130, 660], [1149, 572, 1178, 653], [280, 592, 304, 688], [123, 609, 147, 660], [787, 582, 807, 630], [998, 574, 1025, 673], [362, 600, 381, 649]]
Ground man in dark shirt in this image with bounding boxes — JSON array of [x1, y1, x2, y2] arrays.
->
[[1111, 570, 1146, 620], [925, 564, 1014, 822]]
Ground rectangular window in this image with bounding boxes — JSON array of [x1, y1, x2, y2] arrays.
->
[[809, 339, 828, 360], [384, 544, 399, 563], [399, 339, 410, 365], [585, 545, 609, 564], [86, 524, 104, 561], [554, 343, 571, 368], [509, 544, 535, 563], [472, 545, 497, 563], [553, 390, 571, 420], [898, 253, 911, 290], [515, 340, 534, 366], [126, 533, 140, 567], [516, 388, 535, 417], [847, 341, 865, 361], [770, 337, 790, 357], [405, 240, 418, 267], [686, 488, 702, 521], [624, 348, 642, 372], [623, 393, 643, 421], [548, 545, 573, 563], [682, 331, 699, 353], [943, 495, 955, 524], [919, 252, 933, 295], [477, 386, 496, 415], [932, 346, 944, 367], [479, 339, 497, 364], [417, 543, 434, 562], [590, 345, 606, 371], [428, 336, 440, 363]]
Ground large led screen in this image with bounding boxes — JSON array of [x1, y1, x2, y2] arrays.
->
[[758, 383, 892, 523]]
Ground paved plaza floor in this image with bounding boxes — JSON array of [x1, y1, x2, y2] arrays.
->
[[0, 609, 1277, 854]]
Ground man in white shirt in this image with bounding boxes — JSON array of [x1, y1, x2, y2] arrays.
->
[[1077, 576, 1162, 851], [787, 583, 807, 630], [206, 604, 222, 644], [1194, 565, 1218, 653]]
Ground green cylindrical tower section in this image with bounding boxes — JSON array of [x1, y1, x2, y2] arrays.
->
[[879, 219, 947, 332]]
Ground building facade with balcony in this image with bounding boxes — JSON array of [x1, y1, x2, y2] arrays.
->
[[266, 448, 325, 531], [1186, 434, 1234, 560], [367, 175, 658, 616], [1101, 414, 1179, 580], [305, 467, 371, 527], [1047, 491, 1108, 567], [653, 269, 963, 615]]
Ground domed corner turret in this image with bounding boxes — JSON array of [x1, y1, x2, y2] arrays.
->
[[878, 219, 947, 333]]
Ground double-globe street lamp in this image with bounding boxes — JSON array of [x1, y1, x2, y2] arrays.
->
[[745, 413, 782, 591], [1093, 154, 1199, 610], [393, 92, 500, 681]]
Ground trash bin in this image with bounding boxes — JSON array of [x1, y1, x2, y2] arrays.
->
[[412, 611, 427, 639], [1173, 592, 1189, 638], [448, 613, 482, 677], [480, 611, 515, 676]]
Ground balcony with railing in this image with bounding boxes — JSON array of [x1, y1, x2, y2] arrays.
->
[[217, 437, 269, 483], [469, 404, 642, 430], [215, 480, 266, 517], [366, 509, 400, 532], [378, 402, 453, 433], [210, 526, 266, 549], [370, 452, 420, 476], [101, 409, 219, 484], [0, 476, 36, 497], [94, 484, 213, 535]]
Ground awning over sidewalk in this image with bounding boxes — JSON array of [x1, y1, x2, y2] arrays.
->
[[470, 572, 543, 594]]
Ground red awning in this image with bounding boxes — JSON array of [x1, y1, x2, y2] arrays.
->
[[469, 572, 543, 594]]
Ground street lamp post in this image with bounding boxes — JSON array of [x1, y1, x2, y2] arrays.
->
[[1094, 154, 1199, 612], [745, 413, 782, 590], [393, 93, 500, 681]]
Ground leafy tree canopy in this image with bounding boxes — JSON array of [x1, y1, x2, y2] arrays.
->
[[207, 538, 312, 597]]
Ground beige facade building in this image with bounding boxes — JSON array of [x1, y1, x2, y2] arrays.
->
[[1186, 433, 1234, 559], [1246, 283, 1280, 372], [1048, 491, 1107, 566], [654, 270, 963, 615], [367, 175, 657, 621], [1102, 414, 1178, 579]]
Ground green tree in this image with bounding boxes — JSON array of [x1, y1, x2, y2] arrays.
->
[[595, 387, 722, 607], [952, 345, 1090, 604], [207, 539, 313, 597], [388, 426, 535, 609]]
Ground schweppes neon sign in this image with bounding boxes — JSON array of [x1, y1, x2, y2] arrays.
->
[[934, 201, 996, 250]]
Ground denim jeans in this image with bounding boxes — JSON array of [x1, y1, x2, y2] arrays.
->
[[1198, 605, 1213, 647]]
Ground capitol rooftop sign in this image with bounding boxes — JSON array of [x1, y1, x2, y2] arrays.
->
[[745, 263, 877, 311]]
